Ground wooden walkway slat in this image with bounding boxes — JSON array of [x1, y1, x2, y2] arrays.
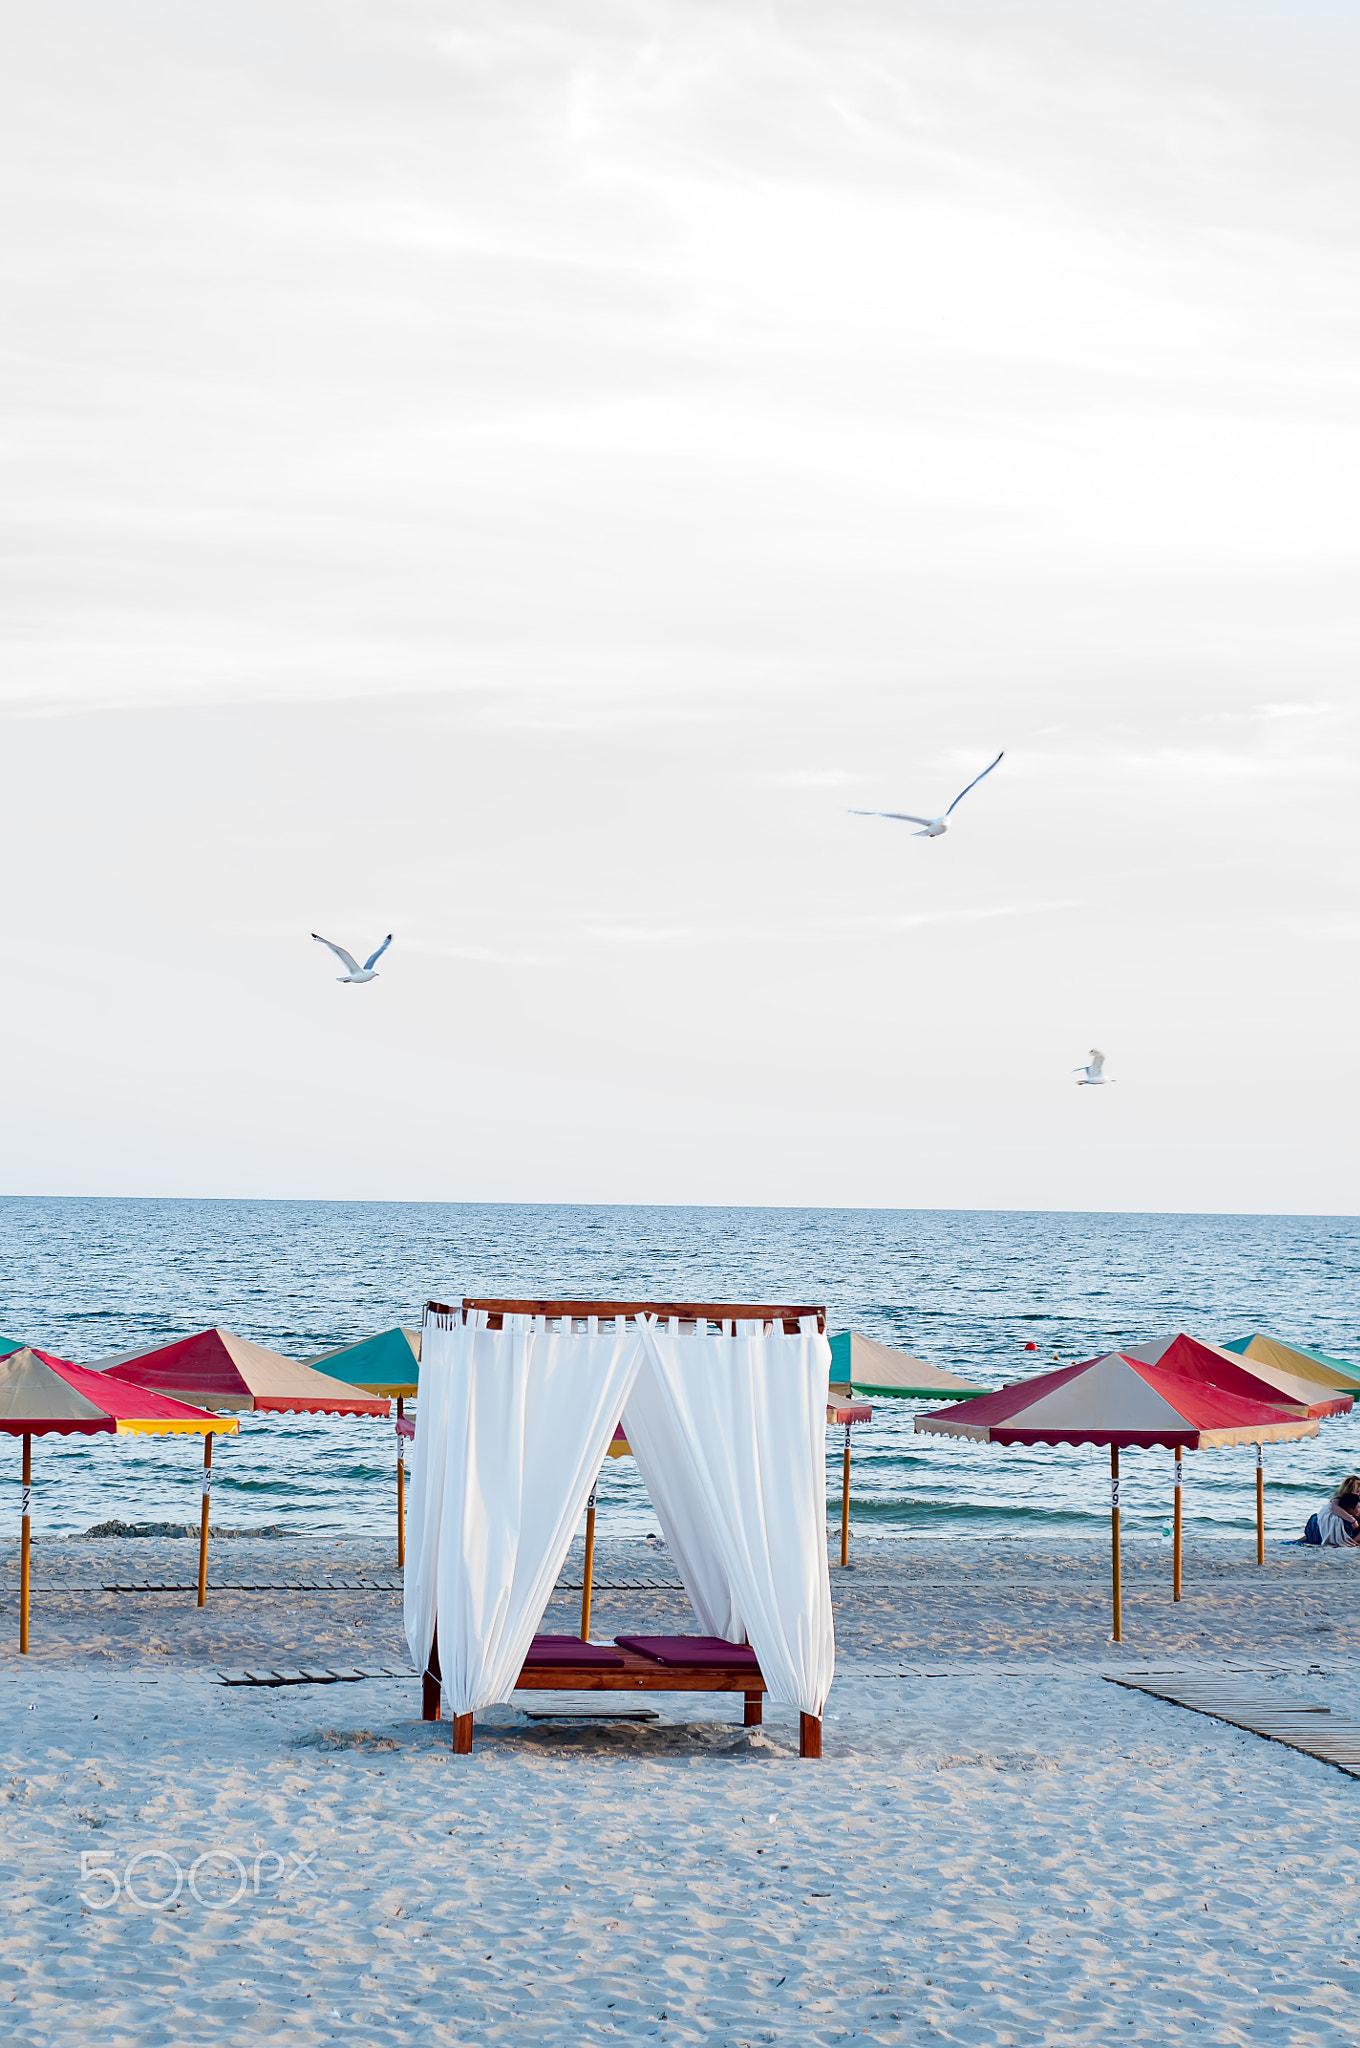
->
[[1107, 1675, 1360, 1779]]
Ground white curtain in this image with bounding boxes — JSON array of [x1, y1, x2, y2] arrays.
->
[[405, 1309, 836, 1722], [402, 1317, 456, 1694], [624, 1315, 835, 1718], [403, 1311, 640, 1717], [620, 1338, 745, 1642]]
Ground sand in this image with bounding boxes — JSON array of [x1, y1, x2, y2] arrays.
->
[[2, 1530, 1359, 2044]]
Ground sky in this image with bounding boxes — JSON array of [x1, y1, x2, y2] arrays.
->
[[3, 0, 1359, 1211]]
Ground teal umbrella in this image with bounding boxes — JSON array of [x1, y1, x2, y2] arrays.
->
[[305, 1327, 419, 1396], [304, 1328, 420, 1562]]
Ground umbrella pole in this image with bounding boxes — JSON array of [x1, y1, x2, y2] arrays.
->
[[580, 1488, 597, 1641], [396, 1399, 405, 1569], [840, 1425, 851, 1568], [20, 1433, 31, 1655], [1110, 1443, 1122, 1643], [1256, 1443, 1265, 1566], [197, 1434, 212, 1608], [1173, 1444, 1182, 1602]]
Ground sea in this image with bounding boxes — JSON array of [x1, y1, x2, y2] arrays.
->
[[2, 1197, 1357, 1549]]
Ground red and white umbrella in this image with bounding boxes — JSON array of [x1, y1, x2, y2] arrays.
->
[[90, 1327, 390, 1416], [827, 1396, 872, 1569], [89, 1328, 390, 1603], [1119, 1332, 1353, 1420], [915, 1351, 1317, 1640]]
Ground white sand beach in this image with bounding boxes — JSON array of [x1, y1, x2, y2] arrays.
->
[[2, 1533, 1359, 2045]]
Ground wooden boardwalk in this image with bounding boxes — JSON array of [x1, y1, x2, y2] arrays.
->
[[554, 1572, 684, 1591], [217, 1663, 410, 1688], [1106, 1673, 1360, 1778], [103, 1577, 403, 1593]]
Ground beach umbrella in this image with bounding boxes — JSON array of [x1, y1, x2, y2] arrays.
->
[[1121, 1332, 1352, 1563], [828, 1394, 873, 1568], [304, 1328, 420, 1564], [1220, 1332, 1360, 1393], [0, 1347, 237, 1651], [305, 1326, 420, 1395], [0, 1339, 24, 1358], [829, 1330, 985, 1401], [914, 1351, 1317, 1641], [89, 1328, 390, 1602], [89, 1327, 390, 1414], [1121, 1332, 1353, 1420]]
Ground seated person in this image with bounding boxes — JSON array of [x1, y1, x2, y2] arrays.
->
[[1312, 1475, 1360, 1546]]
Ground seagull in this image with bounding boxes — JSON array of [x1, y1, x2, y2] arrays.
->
[[848, 749, 1004, 837], [1074, 1050, 1114, 1086], [311, 932, 392, 984]]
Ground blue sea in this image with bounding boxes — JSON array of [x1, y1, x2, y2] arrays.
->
[[2, 1198, 1357, 1548]]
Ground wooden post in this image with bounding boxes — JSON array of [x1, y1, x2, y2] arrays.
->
[[19, 1433, 31, 1655], [1172, 1444, 1182, 1603], [1256, 1443, 1265, 1566], [839, 1427, 851, 1568], [580, 1489, 597, 1641], [744, 1692, 763, 1726], [452, 1712, 473, 1755], [197, 1433, 212, 1608], [799, 1712, 822, 1758], [422, 1627, 441, 1722], [1110, 1442, 1122, 1644], [396, 1398, 405, 1570]]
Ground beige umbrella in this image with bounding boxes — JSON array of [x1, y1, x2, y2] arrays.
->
[[830, 1330, 985, 1401]]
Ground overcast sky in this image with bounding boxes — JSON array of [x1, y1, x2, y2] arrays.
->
[[4, 0, 1359, 1211]]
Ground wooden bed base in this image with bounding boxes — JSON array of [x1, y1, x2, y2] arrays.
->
[[421, 1636, 822, 1758]]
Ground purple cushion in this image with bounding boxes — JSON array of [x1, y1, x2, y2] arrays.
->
[[614, 1634, 761, 1669], [525, 1634, 624, 1667]]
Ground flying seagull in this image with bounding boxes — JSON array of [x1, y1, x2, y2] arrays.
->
[[848, 749, 1004, 837], [1074, 1050, 1113, 1086], [312, 932, 393, 984]]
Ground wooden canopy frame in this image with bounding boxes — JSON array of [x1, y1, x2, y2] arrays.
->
[[436, 1299, 826, 1335], [419, 1297, 829, 1757]]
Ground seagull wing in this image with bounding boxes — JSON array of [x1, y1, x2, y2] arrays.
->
[[363, 933, 394, 972], [944, 749, 1005, 818], [1087, 1051, 1105, 1078], [847, 810, 935, 826], [312, 933, 361, 975]]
